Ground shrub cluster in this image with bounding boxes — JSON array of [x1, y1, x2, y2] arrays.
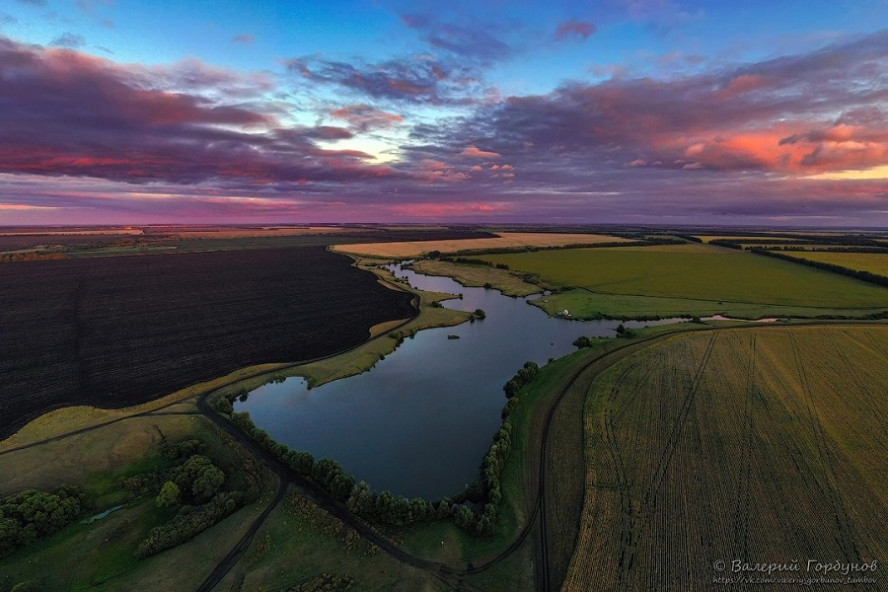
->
[[134, 491, 243, 559], [0, 487, 84, 556], [129, 440, 242, 559], [503, 361, 539, 398]]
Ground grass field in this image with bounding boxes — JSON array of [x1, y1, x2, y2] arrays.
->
[[563, 325, 888, 591], [784, 251, 888, 277], [223, 487, 444, 592], [0, 414, 279, 591], [480, 244, 888, 318], [331, 232, 630, 258], [408, 259, 542, 297]]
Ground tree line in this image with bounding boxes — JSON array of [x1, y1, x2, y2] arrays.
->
[[750, 248, 888, 289], [216, 361, 545, 536]]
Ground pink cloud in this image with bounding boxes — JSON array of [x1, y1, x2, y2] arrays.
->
[[417, 159, 469, 183], [460, 145, 501, 158], [554, 20, 596, 42], [0, 38, 396, 189], [329, 104, 403, 131], [232, 33, 254, 44]]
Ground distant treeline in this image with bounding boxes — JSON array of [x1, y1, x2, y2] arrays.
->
[[430, 238, 685, 260], [705, 235, 886, 250], [748, 245, 888, 253], [749, 248, 888, 288]]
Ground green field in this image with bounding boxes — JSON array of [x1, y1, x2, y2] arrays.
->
[[224, 487, 443, 591], [408, 259, 541, 297], [784, 251, 888, 277], [480, 244, 888, 318], [563, 325, 888, 591], [0, 415, 279, 592]]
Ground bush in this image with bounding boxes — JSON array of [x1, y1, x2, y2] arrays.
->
[[573, 336, 593, 348], [169, 455, 225, 504], [155, 481, 180, 508], [134, 492, 243, 559]]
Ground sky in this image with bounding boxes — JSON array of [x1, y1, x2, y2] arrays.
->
[[0, 0, 887, 226]]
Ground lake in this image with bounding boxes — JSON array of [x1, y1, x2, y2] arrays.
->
[[235, 263, 683, 499]]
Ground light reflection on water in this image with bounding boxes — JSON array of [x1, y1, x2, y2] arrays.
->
[[236, 264, 684, 499]]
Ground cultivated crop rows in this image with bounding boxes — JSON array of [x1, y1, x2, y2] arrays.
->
[[0, 246, 415, 437], [563, 326, 888, 591]]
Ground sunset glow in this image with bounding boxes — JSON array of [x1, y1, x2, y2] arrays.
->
[[0, 1, 886, 225]]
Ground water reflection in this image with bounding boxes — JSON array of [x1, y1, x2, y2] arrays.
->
[[236, 263, 683, 499]]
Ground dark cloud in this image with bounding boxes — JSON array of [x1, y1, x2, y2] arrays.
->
[[554, 19, 596, 42], [428, 29, 888, 180], [0, 13, 17, 26], [232, 33, 254, 44], [3, 28, 888, 225], [0, 38, 396, 189], [285, 54, 483, 104], [50, 33, 86, 48], [401, 13, 514, 63]]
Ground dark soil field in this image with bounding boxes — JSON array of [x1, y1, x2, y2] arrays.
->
[[0, 246, 416, 438]]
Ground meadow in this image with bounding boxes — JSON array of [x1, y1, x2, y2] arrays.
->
[[480, 244, 888, 318], [5, 226, 888, 591], [563, 325, 888, 591], [331, 232, 631, 258], [0, 414, 279, 592], [783, 251, 888, 277]]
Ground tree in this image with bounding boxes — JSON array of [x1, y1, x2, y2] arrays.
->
[[453, 504, 474, 530], [171, 455, 225, 503], [346, 482, 375, 517], [215, 397, 233, 415], [156, 481, 180, 508]]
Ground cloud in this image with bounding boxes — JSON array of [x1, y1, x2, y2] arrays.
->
[[50, 33, 86, 48], [329, 104, 403, 132], [440, 30, 888, 180], [460, 145, 501, 158], [285, 54, 483, 104], [401, 12, 514, 63], [3, 29, 888, 225], [141, 58, 276, 99], [15, 0, 47, 6], [0, 38, 396, 190], [0, 13, 17, 26], [232, 33, 254, 44], [554, 20, 596, 42]]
